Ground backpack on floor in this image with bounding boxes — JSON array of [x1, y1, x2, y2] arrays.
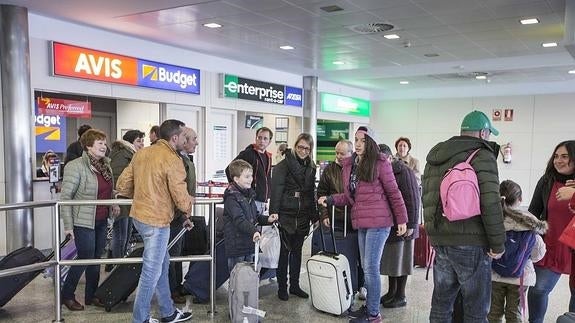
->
[[440, 149, 481, 221], [492, 230, 536, 278]]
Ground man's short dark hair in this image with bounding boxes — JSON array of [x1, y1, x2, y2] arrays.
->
[[256, 127, 273, 140], [149, 125, 159, 136], [159, 119, 185, 140], [123, 130, 145, 144], [78, 124, 92, 138]]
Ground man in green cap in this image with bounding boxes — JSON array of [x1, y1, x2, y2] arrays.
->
[[422, 110, 506, 322]]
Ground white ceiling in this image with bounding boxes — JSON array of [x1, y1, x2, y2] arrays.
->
[[3, 0, 575, 99]]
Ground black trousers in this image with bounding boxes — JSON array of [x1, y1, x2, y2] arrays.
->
[[277, 232, 306, 291], [168, 220, 184, 293]]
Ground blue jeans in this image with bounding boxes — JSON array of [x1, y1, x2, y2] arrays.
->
[[111, 216, 133, 258], [61, 220, 107, 302], [227, 254, 255, 273], [132, 218, 174, 323], [430, 246, 491, 323], [358, 227, 390, 317], [527, 266, 561, 323]]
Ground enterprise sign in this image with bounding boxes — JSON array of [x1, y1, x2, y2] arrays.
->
[[223, 74, 302, 107], [52, 42, 200, 94]]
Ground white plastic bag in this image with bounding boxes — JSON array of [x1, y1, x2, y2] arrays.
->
[[259, 224, 280, 269]]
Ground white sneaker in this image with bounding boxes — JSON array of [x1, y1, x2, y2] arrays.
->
[[146, 318, 159, 323], [358, 287, 367, 300]]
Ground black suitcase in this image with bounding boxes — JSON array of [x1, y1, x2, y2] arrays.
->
[[0, 246, 46, 307], [95, 227, 188, 312], [0, 235, 72, 307]]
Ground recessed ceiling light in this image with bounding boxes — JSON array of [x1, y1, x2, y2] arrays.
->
[[384, 34, 400, 40], [279, 45, 295, 50], [542, 42, 558, 47], [424, 53, 440, 57], [203, 23, 222, 28], [520, 18, 539, 25], [569, 70, 575, 74], [475, 75, 487, 80], [333, 61, 345, 65], [399, 81, 409, 85]]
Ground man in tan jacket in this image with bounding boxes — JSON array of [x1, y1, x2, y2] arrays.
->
[[117, 119, 194, 323]]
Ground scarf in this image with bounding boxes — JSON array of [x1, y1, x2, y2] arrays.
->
[[88, 153, 112, 182]]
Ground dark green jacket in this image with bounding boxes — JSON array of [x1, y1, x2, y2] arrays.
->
[[422, 136, 506, 253]]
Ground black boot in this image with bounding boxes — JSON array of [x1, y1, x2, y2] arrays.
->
[[380, 276, 397, 304], [289, 286, 309, 298]]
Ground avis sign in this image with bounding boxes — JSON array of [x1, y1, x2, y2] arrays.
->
[[52, 42, 200, 94], [222, 74, 302, 107]]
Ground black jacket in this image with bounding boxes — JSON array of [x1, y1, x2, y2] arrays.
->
[[386, 158, 420, 243], [226, 144, 272, 203], [529, 172, 575, 221], [269, 149, 317, 235], [223, 183, 269, 257], [317, 161, 354, 236], [64, 141, 83, 165]]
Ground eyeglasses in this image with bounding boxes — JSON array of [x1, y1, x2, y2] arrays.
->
[[296, 145, 311, 152]]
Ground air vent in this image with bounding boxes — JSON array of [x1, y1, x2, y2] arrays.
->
[[320, 5, 344, 13], [347, 23, 394, 34], [424, 53, 440, 57]]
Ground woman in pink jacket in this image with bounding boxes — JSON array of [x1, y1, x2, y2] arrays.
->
[[319, 126, 408, 323]]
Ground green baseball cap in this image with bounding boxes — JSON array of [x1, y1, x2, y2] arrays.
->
[[460, 110, 499, 136]]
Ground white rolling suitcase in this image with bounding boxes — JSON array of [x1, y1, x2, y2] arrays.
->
[[306, 214, 353, 316]]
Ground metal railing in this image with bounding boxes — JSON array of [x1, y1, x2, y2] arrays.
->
[[0, 198, 222, 322]]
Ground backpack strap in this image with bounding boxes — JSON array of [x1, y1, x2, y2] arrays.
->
[[465, 149, 481, 163]]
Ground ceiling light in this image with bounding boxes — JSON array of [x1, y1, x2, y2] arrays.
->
[[520, 18, 539, 25], [332, 61, 345, 65], [542, 42, 557, 47], [475, 75, 487, 80], [279, 45, 295, 50], [399, 81, 409, 85], [203, 23, 222, 28], [384, 34, 400, 39], [569, 70, 575, 74], [424, 53, 440, 57]]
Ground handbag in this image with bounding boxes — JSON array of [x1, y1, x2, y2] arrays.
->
[[558, 216, 575, 249], [259, 223, 280, 269]]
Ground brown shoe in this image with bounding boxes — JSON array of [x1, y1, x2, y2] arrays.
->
[[62, 298, 85, 311], [85, 297, 105, 307], [171, 293, 186, 304]]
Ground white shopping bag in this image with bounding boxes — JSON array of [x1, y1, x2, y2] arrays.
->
[[258, 223, 280, 269]]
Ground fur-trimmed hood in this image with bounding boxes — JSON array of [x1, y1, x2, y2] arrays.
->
[[110, 140, 136, 154], [503, 206, 548, 234]]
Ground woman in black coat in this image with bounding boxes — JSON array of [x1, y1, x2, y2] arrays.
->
[[269, 133, 317, 301]]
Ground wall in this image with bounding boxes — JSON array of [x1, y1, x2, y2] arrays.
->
[[372, 93, 575, 205], [116, 100, 160, 146]]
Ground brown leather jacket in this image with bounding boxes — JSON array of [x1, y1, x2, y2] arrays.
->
[[116, 139, 193, 227]]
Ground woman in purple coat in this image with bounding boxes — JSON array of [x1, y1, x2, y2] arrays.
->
[[319, 126, 408, 323]]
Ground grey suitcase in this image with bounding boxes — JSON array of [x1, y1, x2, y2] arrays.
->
[[307, 220, 352, 316], [229, 241, 261, 323], [558, 312, 575, 323]]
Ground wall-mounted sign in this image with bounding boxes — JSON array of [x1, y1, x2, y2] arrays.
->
[[222, 74, 302, 107], [37, 97, 92, 118], [35, 103, 67, 153], [504, 109, 514, 121], [52, 42, 200, 94], [320, 93, 370, 117], [492, 109, 502, 121]]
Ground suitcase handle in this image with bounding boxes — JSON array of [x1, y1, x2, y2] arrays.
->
[[319, 206, 339, 255], [45, 234, 72, 261], [254, 239, 260, 271], [168, 227, 188, 250]]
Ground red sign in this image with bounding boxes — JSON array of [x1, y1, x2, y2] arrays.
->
[[492, 109, 502, 121], [52, 42, 138, 85], [37, 97, 92, 118]]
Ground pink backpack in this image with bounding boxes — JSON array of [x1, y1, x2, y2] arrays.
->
[[440, 149, 481, 221]]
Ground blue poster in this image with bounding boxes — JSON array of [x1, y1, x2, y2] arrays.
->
[[35, 104, 67, 153]]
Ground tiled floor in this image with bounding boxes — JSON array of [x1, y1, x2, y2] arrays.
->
[[0, 244, 571, 323]]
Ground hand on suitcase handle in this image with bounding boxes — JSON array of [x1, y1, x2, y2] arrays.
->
[[64, 230, 74, 240], [183, 218, 195, 231]]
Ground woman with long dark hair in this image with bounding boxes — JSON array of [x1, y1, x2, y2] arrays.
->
[[528, 140, 575, 323], [319, 126, 408, 323]]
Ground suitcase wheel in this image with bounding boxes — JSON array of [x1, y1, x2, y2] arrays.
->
[[105, 307, 111, 312]]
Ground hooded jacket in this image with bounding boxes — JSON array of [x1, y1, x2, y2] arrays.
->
[[223, 182, 269, 257], [317, 161, 354, 236], [109, 140, 136, 219], [491, 206, 547, 286], [329, 153, 408, 229], [226, 144, 272, 203], [422, 136, 506, 253], [269, 149, 317, 235]]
